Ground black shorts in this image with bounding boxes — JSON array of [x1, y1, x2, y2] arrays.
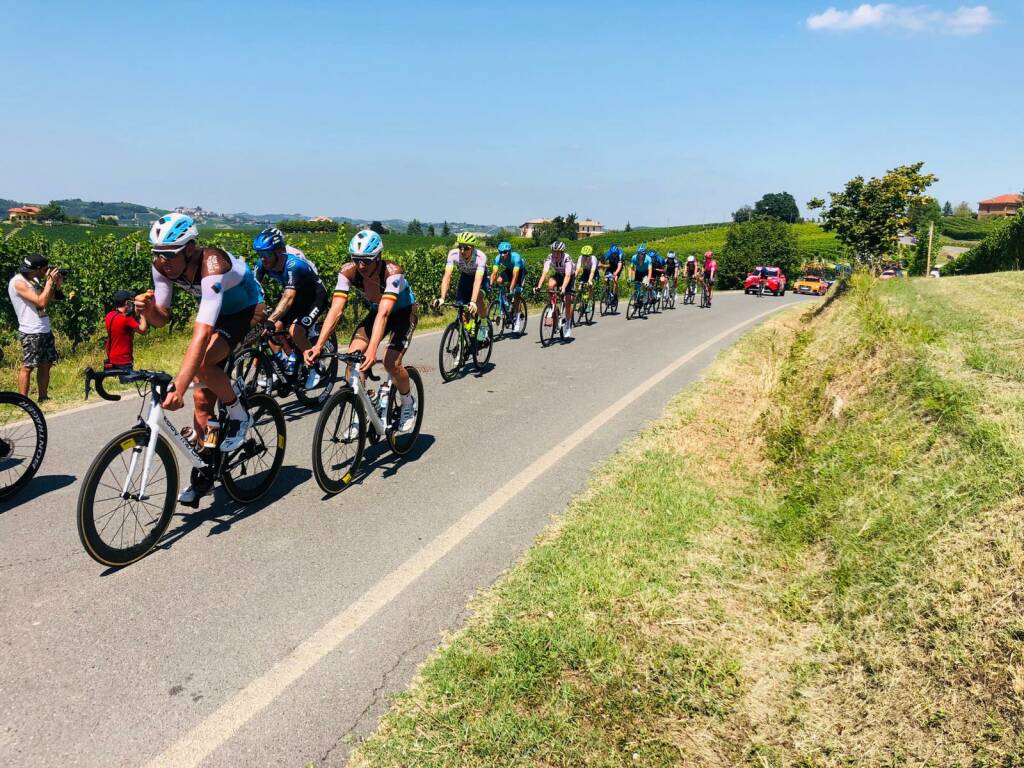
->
[[214, 305, 258, 350], [578, 268, 594, 284], [280, 284, 329, 330], [456, 271, 490, 305], [500, 269, 524, 290], [665, 264, 677, 277], [18, 331, 58, 367], [357, 305, 418, 353], [704, 274, 716, 286], [550, 273, 574, 295]]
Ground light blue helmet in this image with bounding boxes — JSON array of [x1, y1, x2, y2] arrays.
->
[[349, 229, 384, 260], [636, 243, 648, 255], [149, 213, 198, 246], [497, 241, 512, 253]]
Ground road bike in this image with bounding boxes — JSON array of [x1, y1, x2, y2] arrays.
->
[[662, 275, 677, 310], [572, 280, 596, 326], [599, 273, 619, 315], [626, 281, 649, 320], [311, 350, 424, 494], [438, 301, 493, 381], [230, 323, 338, 409], [0, 391, 47, 504], [77, 368, 286, 567], [538, 288, 570, 346], [700, 277, 713, 308], [683, 275, 698, 305], [645, 279, 661, 313], [488, 283, 528, 339]]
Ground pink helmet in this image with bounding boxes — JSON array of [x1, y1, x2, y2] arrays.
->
[[704, 250, 714, 258]]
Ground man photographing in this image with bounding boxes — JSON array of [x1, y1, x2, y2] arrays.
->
[[7, 254, 62, 400], [104, 289, 149, 371]]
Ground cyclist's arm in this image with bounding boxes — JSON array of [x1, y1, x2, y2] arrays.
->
[[560, 266, 573, 293], [489, 264, 500, 284], [589, 257, 596, 284], [311, 271, 351, 355], [438, 263, 455, 303], [537, 259, 551, 290], [145, 266, 174, 328], [174, 268, 234, 393], [470, 265, 485, 308]]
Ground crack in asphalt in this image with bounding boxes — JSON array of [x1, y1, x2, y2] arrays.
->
[[318, 637, 436, 766]]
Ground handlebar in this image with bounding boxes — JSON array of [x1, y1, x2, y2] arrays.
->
[[84, 367, 174, 402], [319, 350, 383, 381]]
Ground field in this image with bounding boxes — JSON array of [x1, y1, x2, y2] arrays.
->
[[350, 272, 1024, 767]]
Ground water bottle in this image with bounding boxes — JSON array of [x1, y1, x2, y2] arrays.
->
[[377, 380, 391, 419]]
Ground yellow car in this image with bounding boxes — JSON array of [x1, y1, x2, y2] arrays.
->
[[793, 275, 828, 296]]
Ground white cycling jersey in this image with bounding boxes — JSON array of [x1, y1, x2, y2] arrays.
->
[[446, 248, 487, 275], [543, 252, 575, 276]]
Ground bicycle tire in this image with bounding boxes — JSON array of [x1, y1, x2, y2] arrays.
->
[[471, 318, 494, 370], [294, 333, 338, 410], [438, 322, 463, 382], [0, 391, 47, 503], [540, 305, 558, 346], [512, 296, 528, 337], [312, 389, 366, 494], [386, 366, 424, 456], [220, 393, 286, 503], [77, 427, 178, 567], [488, 297, 504, 338]]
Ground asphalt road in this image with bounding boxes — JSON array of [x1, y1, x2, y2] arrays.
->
[[0, 290, 815, 767]]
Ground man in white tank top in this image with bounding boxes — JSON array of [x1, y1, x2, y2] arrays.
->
[[7, 254, 62, 400]]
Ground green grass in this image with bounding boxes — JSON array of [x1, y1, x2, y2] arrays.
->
[[348, 271, 1024, 767]]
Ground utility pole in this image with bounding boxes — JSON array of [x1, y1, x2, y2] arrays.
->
[[925, 221, 934, 276]]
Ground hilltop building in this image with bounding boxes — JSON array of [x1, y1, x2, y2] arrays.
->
[[7, 205, 41, 223], [519, 217, 605, 239], [978, 194, 1022, 219]]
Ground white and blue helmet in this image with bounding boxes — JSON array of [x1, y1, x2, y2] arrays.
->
[[349, 229, 384, 260], [149, 213, 198, 247]]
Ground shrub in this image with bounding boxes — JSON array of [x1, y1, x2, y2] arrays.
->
[[942, 209, 1024, 276], [719, 220, 800, 289]]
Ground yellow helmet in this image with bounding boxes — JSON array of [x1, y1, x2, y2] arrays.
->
[[455, 232, 478, 247], [580, 244, 594, 256]]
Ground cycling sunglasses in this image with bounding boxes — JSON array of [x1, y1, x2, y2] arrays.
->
[[150, 244, 188, 259]]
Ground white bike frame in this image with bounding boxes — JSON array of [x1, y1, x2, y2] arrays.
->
[[122, 397, 206, 499], [347, 364, 389, 437]]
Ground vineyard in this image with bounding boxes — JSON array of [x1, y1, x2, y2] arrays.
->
[[941, 208, 1024, 276], [939, 215, 1010, 242]]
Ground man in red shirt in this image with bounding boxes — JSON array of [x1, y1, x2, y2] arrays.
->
[[104, 290, 149, 370]]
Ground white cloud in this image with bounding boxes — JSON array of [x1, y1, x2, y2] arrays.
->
[[806, 4, 994, 34]]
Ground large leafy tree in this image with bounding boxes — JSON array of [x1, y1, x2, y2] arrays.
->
[[807, 162, 938, 266], [406, 218, 423, 236], [754, 192, 800, 223], [720, 220, 800, 288], [732, 205, 755, 223], [532, 212, 579, 246]]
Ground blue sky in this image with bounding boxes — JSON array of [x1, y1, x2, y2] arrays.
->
[[1, 1, 1020, 227]]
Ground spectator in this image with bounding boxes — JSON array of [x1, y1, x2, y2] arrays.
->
[[104, 290, 148, 371], [7, 254, 62, 401]]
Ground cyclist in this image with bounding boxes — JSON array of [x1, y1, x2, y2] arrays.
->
[[647, 248, 665, 306], [535, 240, 575, 339], [629, 244, 653, 302], [137, 213, 265, 506], [702, 250, 719, 304], [684, 254, 698, 298], [252, 227, 329, 384], [575, 244, 598, 293], [435, 232, 489, 342], [664, 250, 680, 297], [305, 229, 418, 433], [601, 243, 624, 292], [489, 240, 527, 333]]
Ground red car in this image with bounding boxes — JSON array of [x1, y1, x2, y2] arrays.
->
[[744, 266, 787, 296]]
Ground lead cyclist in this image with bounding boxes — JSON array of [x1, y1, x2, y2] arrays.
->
[[136, 213, 266, 506]]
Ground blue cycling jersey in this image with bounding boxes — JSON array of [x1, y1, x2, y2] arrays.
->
[[493, 251, 526, 273], [255, 245, 324, 296], [630, 253, 653, 274]]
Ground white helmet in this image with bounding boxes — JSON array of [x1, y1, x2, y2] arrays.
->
[[686, 254, 696, 262], [349, 229, 384, 259], [667, 251, 676, 258], [149, 213, 198, 246]]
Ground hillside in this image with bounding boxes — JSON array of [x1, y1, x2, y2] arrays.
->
[[351, 272, 1024, 767]]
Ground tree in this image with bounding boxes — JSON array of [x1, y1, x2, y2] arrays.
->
[[369, 220, 389, 235], [753, 192, 800, 223], [38, 201, 66, 222], [732, 205, 755, 223], [624, 221, 632, 232], [954, 201, 974, 217], [441, 221, 450, 237], [807, 162, 938, 266], [427, 223, 436, 237], [943, 201, 954, 216], [720, 220, 800, 289], [531, 213, 579, 246], [909, 197, 942, 237], [406, 218, 423, 236]]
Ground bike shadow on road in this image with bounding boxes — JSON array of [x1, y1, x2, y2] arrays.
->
[[335, 433, 437, 495], [138, 465, 314, 560], [0, 473, 77, 513]]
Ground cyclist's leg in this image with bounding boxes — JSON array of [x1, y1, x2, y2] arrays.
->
[[382, 307, 416, 396]]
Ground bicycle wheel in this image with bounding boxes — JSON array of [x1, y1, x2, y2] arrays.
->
[[77, 427, 178, 567], [512, 296, 528, 337], [220, 393, 286, 503], [386, 366, 424, 456], [584, 290, 596, 324], [626, 292, 638, 320], [312, 389, 366, 494], [540, 305, 558, 346], [230, 347, 273, 398], [294, 333, 338, 409], [488, 297, 504, 338], [0, 392, 47, 503], [438, 322, 464, 382], [471, 318, 494, 370]]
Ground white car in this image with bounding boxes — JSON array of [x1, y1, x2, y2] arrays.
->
[[929, 268, 941, 278]]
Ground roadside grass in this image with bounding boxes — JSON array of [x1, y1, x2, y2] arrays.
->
[[349, 272, 1024, 767]]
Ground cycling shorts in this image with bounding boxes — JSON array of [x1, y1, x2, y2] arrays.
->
[[214, 305, 258, 351], [356, 305, 418, 353], [457, 271, 490, 305], [549, 272, 574, 295], [280, 283, 330, 330], [500, 269, 524, 292]]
